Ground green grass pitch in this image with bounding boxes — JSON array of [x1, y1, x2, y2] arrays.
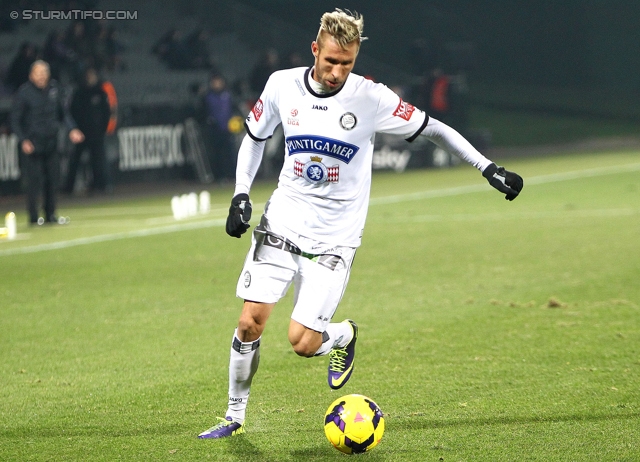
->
[[1, 151, 639, 461]]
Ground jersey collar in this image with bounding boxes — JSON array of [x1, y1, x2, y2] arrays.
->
[[304, 67, 347, 99]]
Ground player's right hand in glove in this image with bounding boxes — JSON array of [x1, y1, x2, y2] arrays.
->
[[482, 163, 523, 201], [226, 193, 252, 238]]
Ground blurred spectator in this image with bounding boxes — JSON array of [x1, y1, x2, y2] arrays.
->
[[10, 60, 84, 224], [92, 23, 126, 72], [151, 28, 178, 61], [65, 22, 93, 70], [249, 48, 280, 97], [64, 67, 111, 194], [43, 30, 75, 81], [153, 28, 216, 70], [37, 20, 126, 84], [93, 23, 111, 71], [152, 28, 191, 70], [414, 67, 470, 135], [105, 26, 126, 71], [203, 73, 235, 182], [285, 51, 304, 68], [427, 68, 452, 122], [101, 79, 118, 135], [184, 29, 216, 70], [5, 42, 39, 92]]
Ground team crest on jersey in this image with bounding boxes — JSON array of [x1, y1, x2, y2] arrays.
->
[[339, 112, 357, 130], [294, 156, 339, 184], [393, 98, 416, 121], [252, 99, 264, 121], [286, 135, 359, 164]]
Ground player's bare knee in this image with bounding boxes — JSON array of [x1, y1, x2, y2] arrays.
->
[[237, 312, 264, 340], [290, 336, 321, 357], [291, 341, 315, 357]]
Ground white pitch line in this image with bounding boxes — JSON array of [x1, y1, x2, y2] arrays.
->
[[400, 207, 639, 223], [0, 218, 226, 256], [369, 162, 640, 205], [523, 162, 640, 185], [60, 205, 229, 217], [1, 162, 639, 257]]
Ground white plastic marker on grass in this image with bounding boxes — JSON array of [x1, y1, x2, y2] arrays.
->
[[0, 212, 17, 240], [187, 192, 199, 216], [199, 191, 211, 214], [172, 192, 210, 220], [6, 212, 16, 240], [171, 196, 184, 220]]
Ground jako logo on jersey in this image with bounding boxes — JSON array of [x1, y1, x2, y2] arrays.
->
[[312, 105, 328, 111], [252, 99, 264, 121], [393, 98, 416, 121], [286, 135, 359, 164]]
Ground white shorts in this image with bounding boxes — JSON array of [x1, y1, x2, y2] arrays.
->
[[236, 220, 356, 333]]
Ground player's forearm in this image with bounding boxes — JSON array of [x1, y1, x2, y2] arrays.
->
[[420, 117, 492, 172], [234, 134, 266, 196]]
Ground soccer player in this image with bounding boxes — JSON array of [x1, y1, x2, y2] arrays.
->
[[198, 9, 522, 439]]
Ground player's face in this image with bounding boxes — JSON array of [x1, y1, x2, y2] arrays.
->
[[312, 33, 359, 93]]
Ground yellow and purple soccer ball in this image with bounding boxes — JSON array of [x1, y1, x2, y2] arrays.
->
[[324, 394, 385, 454]]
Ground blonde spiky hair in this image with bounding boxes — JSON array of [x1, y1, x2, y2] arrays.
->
[[316, 8, 367, 49]]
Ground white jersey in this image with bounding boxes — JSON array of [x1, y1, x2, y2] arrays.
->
[[245, 67, 433, 251]]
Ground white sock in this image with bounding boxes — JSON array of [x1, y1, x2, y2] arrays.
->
[[226, 329, 261, 424], [314, 321, 353, 356]]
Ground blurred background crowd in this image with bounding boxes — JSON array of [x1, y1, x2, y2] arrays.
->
[[0, 0, 638, 202]]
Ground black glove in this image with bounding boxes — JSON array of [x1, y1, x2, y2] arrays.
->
[[482, 163, 523, 201], [225, 193, 252, 238]]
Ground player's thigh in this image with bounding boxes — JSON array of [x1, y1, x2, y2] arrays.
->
[[236, 230, 297, 303], [291, 248, 356, 333]]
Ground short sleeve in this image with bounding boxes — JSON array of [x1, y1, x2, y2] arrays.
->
[[245, 73, 282, 141], [374, 84, 429, 141]]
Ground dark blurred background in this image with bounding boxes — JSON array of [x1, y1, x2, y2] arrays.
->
[[1, 0, 639, 194], [248, 0, 640, 92]]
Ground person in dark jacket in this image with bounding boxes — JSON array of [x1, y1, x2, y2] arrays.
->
[[64, 67, 111, 194], [203, 73, 235, 181], [10, 60, 84, 225]]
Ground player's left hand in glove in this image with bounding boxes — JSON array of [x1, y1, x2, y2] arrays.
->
[[482, 163, 523, 201], [226, 193, 252, 238]]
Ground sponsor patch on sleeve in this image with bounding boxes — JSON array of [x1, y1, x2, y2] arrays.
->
[[392, 98, 416, 121], [252, 99, 264, 121]]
